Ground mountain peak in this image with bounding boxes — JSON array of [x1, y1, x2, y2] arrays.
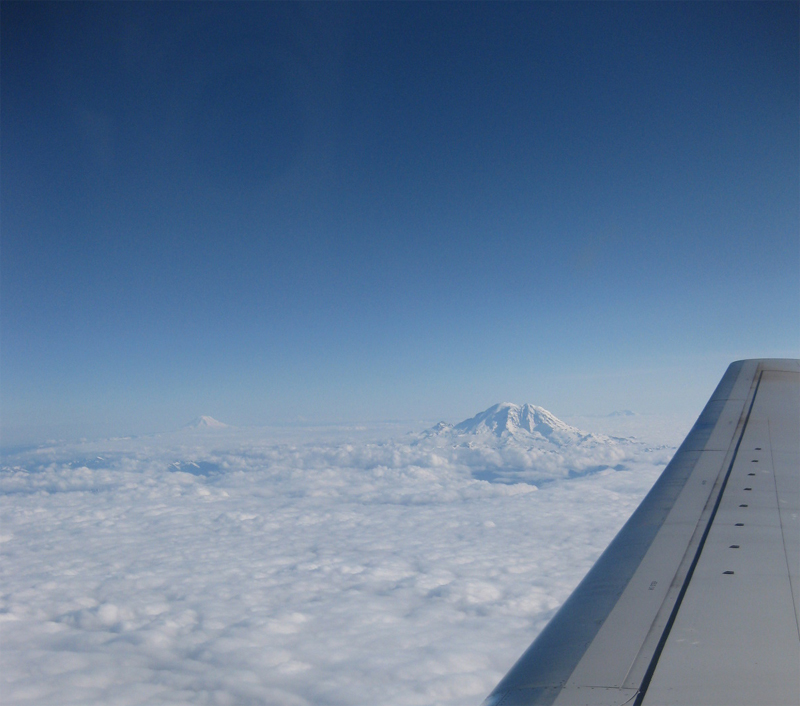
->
[[451, 402, 581, 440], [185, 416, 229, 429]]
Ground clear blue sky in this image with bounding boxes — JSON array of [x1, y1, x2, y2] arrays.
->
[[2, 2, 798, 443]]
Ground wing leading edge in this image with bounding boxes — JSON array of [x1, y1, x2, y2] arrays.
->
[[482, 359, 800, 706]]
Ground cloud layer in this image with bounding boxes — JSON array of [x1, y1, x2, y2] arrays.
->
[[0, 420, 680, 705]]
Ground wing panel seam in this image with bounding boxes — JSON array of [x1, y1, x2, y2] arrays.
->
[[769, 415, 800, 642], [633, 368, 763, 706]]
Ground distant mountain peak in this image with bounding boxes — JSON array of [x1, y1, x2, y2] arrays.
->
[[421, 402, 590, 447], [454, 402, 579, 437], [429, 421, 453, 434], [185, 416, 229, 429]]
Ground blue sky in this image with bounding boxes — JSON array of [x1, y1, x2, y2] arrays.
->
[[2, 2, 798, 443]]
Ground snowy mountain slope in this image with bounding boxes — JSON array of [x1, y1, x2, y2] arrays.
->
[[452, 402, 592, 444], [417, 403, 635, 484], [184, 415, 229, 429], [427, 402, 609, 445]]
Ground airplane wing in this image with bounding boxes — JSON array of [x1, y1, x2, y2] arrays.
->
[[482, 358, 800, 706]]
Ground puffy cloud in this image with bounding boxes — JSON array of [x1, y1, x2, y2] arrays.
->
[[0, 422, 677, 705]]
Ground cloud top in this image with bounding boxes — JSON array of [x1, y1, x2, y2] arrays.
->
[[0, 419, 678, 705]]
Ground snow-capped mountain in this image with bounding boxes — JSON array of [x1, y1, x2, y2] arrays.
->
[[419, 403, 631, 482], [455, 402, 578, 436], [184, 416, 229, 429], [428, 403, 602, 447]]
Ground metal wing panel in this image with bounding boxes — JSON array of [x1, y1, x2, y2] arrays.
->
[[482, 359, 799, 706], [641, 364, 800, 706]]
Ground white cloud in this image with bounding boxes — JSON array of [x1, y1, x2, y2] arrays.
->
[[0, 420, 679, 705]]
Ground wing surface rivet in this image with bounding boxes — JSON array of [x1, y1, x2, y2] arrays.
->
[[735, 523, 745, 526], [723, 571, 735, 575], [739, 504, 748, 507], [729, 545, 740, 548]]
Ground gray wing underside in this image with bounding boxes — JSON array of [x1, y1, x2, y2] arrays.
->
[[482, 358, 800, 706]]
